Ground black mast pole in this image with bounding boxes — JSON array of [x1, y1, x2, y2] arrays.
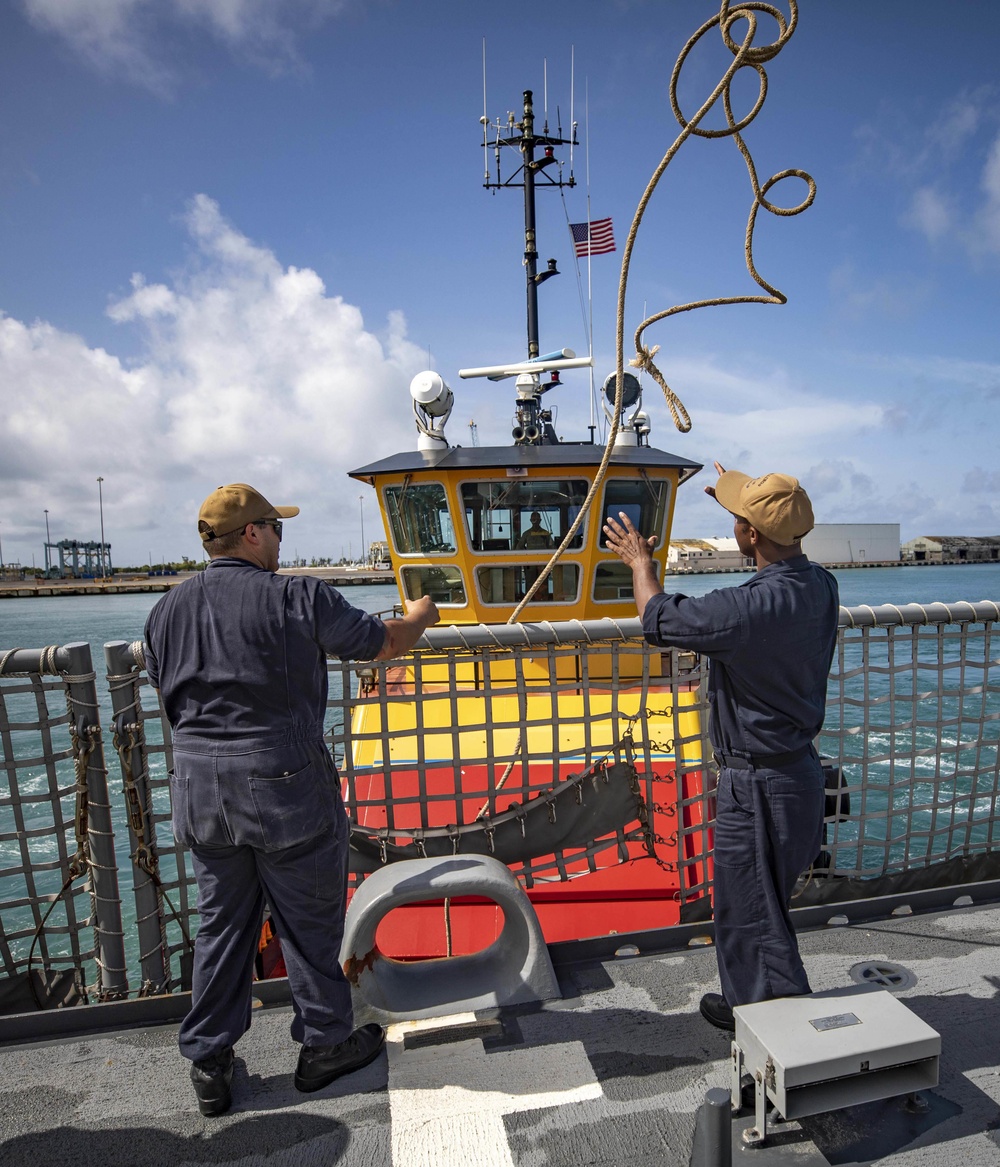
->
[[521, 90, 540, 361]]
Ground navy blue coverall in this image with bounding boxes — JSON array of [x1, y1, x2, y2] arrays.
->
[[643, 556, 839, 1006], [144, 558, 385, 1063]]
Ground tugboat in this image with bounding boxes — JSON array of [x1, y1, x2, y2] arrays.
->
[[342, 88, 709, 957]]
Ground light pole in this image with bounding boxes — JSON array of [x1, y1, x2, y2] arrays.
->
[[97, 477, 106, 579], [44, 509, 50, 575], [0, 521, 4, 570], [358, 495, 366, 567]]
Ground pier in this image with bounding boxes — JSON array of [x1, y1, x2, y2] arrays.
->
[[0, 578, 177, 598], [0, 568, 396, 599]]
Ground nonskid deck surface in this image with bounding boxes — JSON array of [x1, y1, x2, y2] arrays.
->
[[2, 903, 999, 1167]]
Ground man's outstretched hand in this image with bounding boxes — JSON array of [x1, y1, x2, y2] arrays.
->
[[603, 512, 656, 569]]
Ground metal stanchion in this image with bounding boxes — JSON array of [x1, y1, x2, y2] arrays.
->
[[689, 1087, 732, 1167]]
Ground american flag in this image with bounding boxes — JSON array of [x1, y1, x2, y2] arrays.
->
[[569, 218, 616, 257]]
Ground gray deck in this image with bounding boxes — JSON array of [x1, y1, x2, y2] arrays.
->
[[2, 901, 999, 1167]]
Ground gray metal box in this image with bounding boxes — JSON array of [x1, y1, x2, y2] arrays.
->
[[733, 988, 940, 1128]]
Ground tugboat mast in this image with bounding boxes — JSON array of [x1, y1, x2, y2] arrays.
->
[[483, 89, 577, 442], [520, 91, 552, 360], [486, 89, 575, 359]]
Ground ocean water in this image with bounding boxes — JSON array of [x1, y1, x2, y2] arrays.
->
[[2, 562, 998, 652]]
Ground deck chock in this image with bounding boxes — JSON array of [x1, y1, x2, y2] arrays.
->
[[730, 987, 940, 1148], [341, 855, 561, 1019], [689, 1087, 731, 1167]]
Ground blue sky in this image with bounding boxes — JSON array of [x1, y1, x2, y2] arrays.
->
[[1, 0, 999, 567]]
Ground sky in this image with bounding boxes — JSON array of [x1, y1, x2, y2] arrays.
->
[[1, 0, 999, 568]]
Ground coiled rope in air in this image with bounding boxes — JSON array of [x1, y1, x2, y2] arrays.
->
[[623, 0, 815, 434], [509, 0, 813, 624]]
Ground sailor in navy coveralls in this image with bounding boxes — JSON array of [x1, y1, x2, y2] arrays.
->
[[144, 483, 438, 1114], [604, 464, 838, 1032]]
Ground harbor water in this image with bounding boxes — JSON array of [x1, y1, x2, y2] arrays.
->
[[4, 562, 998, 654]]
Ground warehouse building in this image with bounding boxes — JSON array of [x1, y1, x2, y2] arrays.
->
[[667, 537, 753, 572], [802, 523, 900, 565], [901, 535, 1000, 562]]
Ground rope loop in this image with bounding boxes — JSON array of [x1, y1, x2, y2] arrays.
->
[[721, 1, 795, 61], [630, 344, 692, 433], [617, 0, 811, 435]]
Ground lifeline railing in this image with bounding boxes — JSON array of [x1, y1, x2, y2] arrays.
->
[[334, 621, 711, 893], [0, 644, 127, 1006], [806, 600, 1000, 907], [2, 600, 999, 1001]]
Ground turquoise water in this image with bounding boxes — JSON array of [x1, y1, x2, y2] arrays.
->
[[0, 581, 401, 658]]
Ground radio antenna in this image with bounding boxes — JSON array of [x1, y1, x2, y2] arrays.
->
[[569, 46, 575, 173], [543, 58, 549, 134], [481, 39, 489, 182]]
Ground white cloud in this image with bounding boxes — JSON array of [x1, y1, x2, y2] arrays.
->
[[635, 352, 893, 536], [653, 354, 885, 453], [0, 195, 425, 564], [636, 348, 1000, 540], [971, 132, 1000, 254], [23, 0, 169, 92], [903, 186, 952, 242], [21, 0, 348, 92], [856, 88, 1000, 262], [925, 92, 987, 161], [855, 87, 994, 179], [861, 351, 1000, 396], [962, 467, 1000, 495]]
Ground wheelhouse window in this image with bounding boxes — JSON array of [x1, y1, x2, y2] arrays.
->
[[594, 560, 662, 602], [476, 564, 580, 605], [400, 565, 467, 606], [598, 476, 670, 549], [383, 481, 455, 555], [461, 480, 589, 552]]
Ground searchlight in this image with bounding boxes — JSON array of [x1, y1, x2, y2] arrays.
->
[[410, 371, 454, 451], [602, 371, 650, 448]]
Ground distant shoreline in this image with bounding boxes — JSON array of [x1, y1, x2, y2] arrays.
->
[[0, 560, 994, 598], [668, 558, 998, 576], [0, 568, 397, 599]]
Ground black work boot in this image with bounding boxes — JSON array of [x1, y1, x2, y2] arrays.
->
[[294, 1024, 386, 1093], [190, 1046, 234, 1116], [699, 992, 735, 1032]]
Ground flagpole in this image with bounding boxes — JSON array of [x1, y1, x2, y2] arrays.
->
[[585, 79, 596, 443]]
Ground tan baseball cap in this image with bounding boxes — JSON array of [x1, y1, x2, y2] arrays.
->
[[197, 483, 300, 542], [712, 470, 814, 546]]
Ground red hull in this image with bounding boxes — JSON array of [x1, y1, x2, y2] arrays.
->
[[347, 759, 714, 958]]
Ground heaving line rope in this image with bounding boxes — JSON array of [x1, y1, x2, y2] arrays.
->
[[624, 0, 814, 435], [510, 0, 813, 623]]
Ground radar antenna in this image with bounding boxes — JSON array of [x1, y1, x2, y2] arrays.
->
[[478, 68, 584, 445]]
